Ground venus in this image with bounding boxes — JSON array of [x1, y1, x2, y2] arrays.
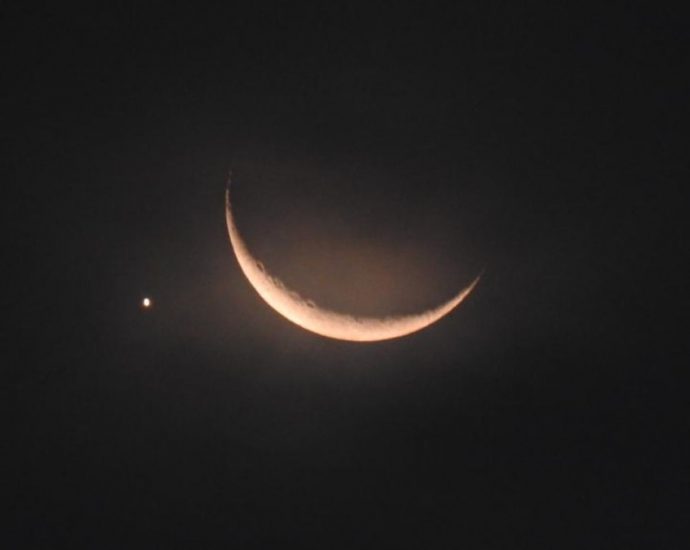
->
[[225, 178, 479, 342]]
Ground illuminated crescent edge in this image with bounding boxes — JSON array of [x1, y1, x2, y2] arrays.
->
[[226, 186, 479, 342]]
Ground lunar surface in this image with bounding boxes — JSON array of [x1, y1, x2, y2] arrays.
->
[[225, 182, 479, 342]]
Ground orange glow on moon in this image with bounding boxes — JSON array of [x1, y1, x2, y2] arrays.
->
[[225, 185, 479, 342]]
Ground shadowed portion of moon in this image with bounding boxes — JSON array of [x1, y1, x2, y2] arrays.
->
[[225, 183, 479, 342]]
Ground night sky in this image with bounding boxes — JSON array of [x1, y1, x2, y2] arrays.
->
[[7, 4, 688, 547]]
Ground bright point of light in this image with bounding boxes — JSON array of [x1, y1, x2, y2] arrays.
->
[[142, 297, 152, 308]]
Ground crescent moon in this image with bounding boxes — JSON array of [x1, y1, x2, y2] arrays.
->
[[225, 183, 479, 342]]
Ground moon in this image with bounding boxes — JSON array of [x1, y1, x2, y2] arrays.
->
[[225, 183, 479, 342]]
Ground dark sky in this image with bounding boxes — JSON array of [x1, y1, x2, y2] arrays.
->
[[7, 4, 688, 548]]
